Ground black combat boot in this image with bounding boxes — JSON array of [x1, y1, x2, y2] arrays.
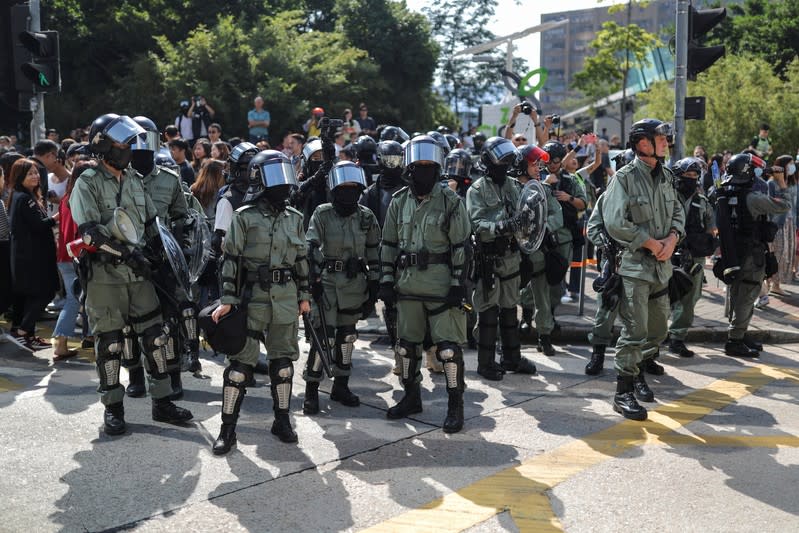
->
[[168, 370, 184, 401], [330, 376, 360, 407], [743, 336, 763, 352], [125, 366, 146, 398], [476, 308, 504, 381], [519, 307, 534, 336], [725, 339, 759, 358], [152, 398, 193, 423], [213, 424, 237, 455], [386, 383, 423, 419], [668, 338, 695, 358], [303, 381, 320, 415], [499, 307, 536, 374], [103, 402, 126, 436], [633, 369, 655, 402], [271, 412, 298, 443], [537, 334, 555, 357], [585, 345, 605, 376], [642, 356, 665, 376], [613, 376, 648, 421], [443, 391, 464, 433]]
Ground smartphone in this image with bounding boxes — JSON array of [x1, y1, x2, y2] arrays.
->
[[584, 133, 597, 144]]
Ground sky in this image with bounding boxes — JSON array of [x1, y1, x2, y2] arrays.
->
[[404, 0, 629, 72]]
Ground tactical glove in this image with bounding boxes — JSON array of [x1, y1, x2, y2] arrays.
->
[[496, 207, 532, 235], [127, 249, 152, 279]]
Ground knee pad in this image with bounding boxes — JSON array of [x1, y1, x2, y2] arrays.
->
[[96, 331, 124, 391], [269, 358, 294, 411], [396, 339, 421, 383], [224, 361, 253, 387], [140, 324, 170, 378], [120, 324, 140, 367], [336, 324, 358, 344], [305, 344, 324, 378], [436, 342, 462, 363], [180, 303, 198, 342], [222, 361, 252, 418], [335, 326, 358, 368], [437, 342, 464, 392], [396, 339, 419, 359]]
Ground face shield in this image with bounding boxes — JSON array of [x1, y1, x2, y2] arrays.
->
[[405, 138, 445, 168], [379, 152, 403, 169], [302, 140, 323, 163], [444, 155, 472, 179], [327, 162, 367, 190], [104, 116, 147, 145], [654, 122, 674, 144], [252, 157, 299, 188], [229, 142, 258, 164], [130, 130, 160, 152], [485, 140, 520, 167]]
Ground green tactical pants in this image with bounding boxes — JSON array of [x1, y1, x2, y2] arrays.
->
[[229, 300, 299, 367], [668, 260, 706, 341], [614, 276, 670, 376], [588, 301, 618, 346], [728, 252, 765, 340], [397, 299, 466, 344], [473, 250, 521, 312], [85, 279, 171, 404]]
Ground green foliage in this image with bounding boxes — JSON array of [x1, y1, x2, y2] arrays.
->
[[635, 55, 799, 158]]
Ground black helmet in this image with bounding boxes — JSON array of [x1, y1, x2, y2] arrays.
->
[[671, 157, 704, 178], [154, 148, 178, 170], [444, 148, 472, 181], [436, 125, 451, 134], [542, 141, 567, 162], [426, 131, 451, 157], [89, 114, 145, 156], [327, 160, 367, 191], [444, 133, 459, 150], [228, 141, 259, 185], [612, 148, 635, 169], [472, 131, 487, 151], [480, 137, 519, 169], [377, 140, 404, 170], [379, 125, 410, 143], [130, 116, 159, 152], [628, 118, 673, 150], [244, 150, 298, 203], [405, 135, 446, 170], [355, 135, 379, 169], [722, 152, 766, 187]]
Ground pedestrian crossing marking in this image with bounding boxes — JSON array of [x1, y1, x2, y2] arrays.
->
[[362, 364, 793, 533]]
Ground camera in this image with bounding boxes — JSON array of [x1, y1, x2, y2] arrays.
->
[[520, 102, 533, 115], [318, 117, 344, 144], [549, 114, 561, 125], [194, 96, 203, 105]]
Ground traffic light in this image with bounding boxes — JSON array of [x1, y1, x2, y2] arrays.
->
[[687, 5, 726, 81], [18, 30, 60, 93]]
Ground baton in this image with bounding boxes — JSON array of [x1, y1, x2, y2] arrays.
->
[[302, 312, 333, 378], [397, 294, 473, 313]]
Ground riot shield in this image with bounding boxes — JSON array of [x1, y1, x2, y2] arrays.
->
[[157, 217, 191, 298], [183, 209, 211, 284], [515, 180, 548, 254]]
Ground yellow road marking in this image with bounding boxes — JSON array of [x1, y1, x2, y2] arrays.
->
[[362, 365, 795, 533], [0, 376, 22, 393]]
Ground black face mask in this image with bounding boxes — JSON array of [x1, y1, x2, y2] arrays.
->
[[106, 145, 132, 170], [131, 150, 154, 176], [676, 177, 698, 197], [307, 160, 322, 177], [332, 186, 361, 216], [488, 165, 508, 185], [263, 186, 291, 208], [410, 165, 439, 197], [381, 167, 403, 187]]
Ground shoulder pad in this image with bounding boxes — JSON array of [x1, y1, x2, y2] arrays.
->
[[285, 205, 303, 217], [316, 203, 335, 213], [440, 185, 459, 199], [157, 166, 180, 179], [392, 186, 409, 198], [472, 177, 484, 190], [235, 204, 255, 213]]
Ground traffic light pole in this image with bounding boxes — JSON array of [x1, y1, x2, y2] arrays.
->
[[673, 0, 689, 160], [28, 0, 45, 147]]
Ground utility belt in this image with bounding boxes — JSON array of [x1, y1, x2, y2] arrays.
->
[[245, 266, 296, 290], [322, 257, 366, 278], [396, 250, 450, 270], [479, 236, 518, 256]]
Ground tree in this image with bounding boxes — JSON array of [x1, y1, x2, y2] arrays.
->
[[635, 55, 799, 158], [572, 12, 660, 140]]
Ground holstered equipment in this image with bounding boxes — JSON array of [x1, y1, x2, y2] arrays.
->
[[396, 250, 450, 271]]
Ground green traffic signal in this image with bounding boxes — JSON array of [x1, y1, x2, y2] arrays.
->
[[17, 30, 60, 93]]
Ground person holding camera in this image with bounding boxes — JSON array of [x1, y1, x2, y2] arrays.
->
[[175, 96, 215, 145], [665, 157, 715, 359], [504, 103, 549, 148]]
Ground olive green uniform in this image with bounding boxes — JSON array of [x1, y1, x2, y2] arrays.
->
[[601, 158, 685, 376], [69, 164, 171, 404], [305, 203, 380, 379], [220, 202, 310, 367], [668, 191, 714, 340], [586, 194, 619, 346]]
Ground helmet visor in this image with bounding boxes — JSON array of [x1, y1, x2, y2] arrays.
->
[[105, 116, 146, 145], [654, 122, 673, 139], [379, 153, 403, 169], [328, 163, 366, 190], [445, 156, 471, 178], [302, 140, 323, 162], [229, 142, 258, 164], [130, 130, 160, 152], [486, 140, 519, 166], [254, 158, 298, 188], [405, 140, 445, 168]]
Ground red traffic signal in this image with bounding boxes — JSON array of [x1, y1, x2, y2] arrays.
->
[[18, 30, 60, 93]]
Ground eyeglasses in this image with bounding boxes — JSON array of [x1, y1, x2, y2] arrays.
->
[[517, 137, 527, 142]]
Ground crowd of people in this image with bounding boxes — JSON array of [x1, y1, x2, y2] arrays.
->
[[0, 96, 796, 452]]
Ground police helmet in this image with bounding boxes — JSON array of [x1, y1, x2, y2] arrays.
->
[[154, 147, 178, 170], [130, 116, 160, 152], [542, 141, 567, 162], [444, 148, 473, 181], [444, 134, 459, 150], [405, 135, 446, 169], [426, 131, 451, 157], [511, 144, 549, 177], [671, 157, 704, 179], [612, 148, 635, 169], [436, 125, 451, 134], [722, 152, 766, 187], [355, 135, 379, 168], [244, 150, 298, 203], [228, 141, 259, 181], [377, 140, 404, 170], [628, 118, 673, 149], [302, 139, 323, 165], [379, 125, 410, 143], [89, 114, 146, 156], [481, 136, 519, 169], [328, 161, 367, 191]]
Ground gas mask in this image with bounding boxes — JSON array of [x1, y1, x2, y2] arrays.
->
[[131, 151, 155, 176], [488, 165, 508, 185], [106, 145, 133, 171], [409, 164, 439, 197], [676, 177, 698, 197], [332, 186, 361, 217]]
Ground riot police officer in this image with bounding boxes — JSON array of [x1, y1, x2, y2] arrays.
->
[[378, 135, 471, 433], [303, 161, 380, 415], [715, 153, 792, 357], [210, 150, 310, 454], [379, 125, 410, 144], [127, 115, 195, 399], [666, 157, 716, 358], [467, 137, 537, 381], [69, 114, 193, 435], [601, 119, 685, 421], [213, 141, 259, 252], [360, 140, 406, 354]]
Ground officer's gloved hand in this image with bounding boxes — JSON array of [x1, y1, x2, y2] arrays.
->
[[127, 249, 152, 279], [445, 285, 466, 307], [378, 282, 396, 306], [496, 207, 532, 235]]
